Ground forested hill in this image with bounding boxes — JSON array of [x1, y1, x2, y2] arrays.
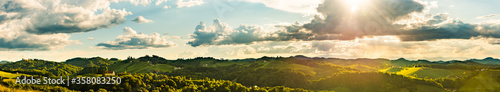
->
[[0, 59, 82, 77], [64, 57, 117, 67], [0, 61, 10, 64], [2, 55, 500, 91]]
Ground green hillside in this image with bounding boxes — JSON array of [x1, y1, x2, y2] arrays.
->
[[312, 72, 446, 92], [0, 59, 82, 77], [108, 61, 175, 73], [459, 70, 500, 91], [64, 57, 116, 67], [0, 70, 30, 79], [0, 61, 10, 64], [2, 55, 500, 92]]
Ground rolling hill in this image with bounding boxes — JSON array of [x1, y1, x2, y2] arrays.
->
[[0, 59, 82, 77], [2, 55, 500, 92], [64, 57, 116, 67]]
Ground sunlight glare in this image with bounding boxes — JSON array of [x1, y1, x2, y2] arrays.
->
[[351, 6, 359, 12], [346, 0, 364, 13]]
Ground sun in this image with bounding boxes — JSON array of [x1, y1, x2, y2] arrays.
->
[[345, 0, 364, 12]]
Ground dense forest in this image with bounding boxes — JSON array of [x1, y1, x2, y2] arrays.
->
[[1, 55, 500, 91]]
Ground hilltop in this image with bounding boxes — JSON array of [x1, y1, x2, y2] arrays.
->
[[64, 57, 116, 67], [0, 59, 82, 77], [1, 55, 500, 91]]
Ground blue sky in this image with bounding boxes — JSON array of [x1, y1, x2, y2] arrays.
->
[[2, 0, 500, 61]]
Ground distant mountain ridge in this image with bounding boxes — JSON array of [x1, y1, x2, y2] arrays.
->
[[468, 57, 500, 65], [64, 57, 116, 67], [0, 60, 10, 64]]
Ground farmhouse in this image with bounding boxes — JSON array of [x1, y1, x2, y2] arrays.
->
[[104, 71, 115, 76]]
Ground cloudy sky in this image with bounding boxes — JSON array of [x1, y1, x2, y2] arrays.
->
[[2, 0, 500, 61]]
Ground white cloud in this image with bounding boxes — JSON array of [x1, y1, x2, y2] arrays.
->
[[176, 50, 205, 58], [96, 27, 176, 50], [163, 5, 170, 9], [449, 5, 455, 8], [477, 14, 500, 19], [177, 0, 204, 8], [205, 36, 500, 61], [155, 0, 168, 5], [110, 0, 152, 6], [132, 16, 154, 23], [0, 29, 79, 51], [0, 0, 131, 50], [88, 37, 95, 40]]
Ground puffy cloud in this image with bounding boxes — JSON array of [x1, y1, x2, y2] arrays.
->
[[211, 36, 500, 61], [0, 31, 78, 51], [155, 0, 168, 5], [132, 16, 154, 23], [27, 8, 131, 34], [109, 0, 152, 6], [88, 37, 95, 40], [398, 14, 500, 41], [163, 6, 170, 9], [176, 50, 204, 58], [295, 0, 500, 41], [0, 0, 205, 51], [176, 0, 204, 8], [0, 0, 133, 50], [187, 0, 426, 46], [0, 0, 132, 34], [300, 0, 425, 40], [96, 27, 176, 50], [109, 0, 205, 8], [188, 0, 500, 47], [188, 19, 285, 47]]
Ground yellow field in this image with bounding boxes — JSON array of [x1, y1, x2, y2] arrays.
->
[[396, 67, 421, 76], [0, 71, 29, 79], [378, 67, 391, 72], [0, 81, 41, 92]]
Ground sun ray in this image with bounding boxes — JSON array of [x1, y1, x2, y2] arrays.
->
[[345, 0, 365, 13]]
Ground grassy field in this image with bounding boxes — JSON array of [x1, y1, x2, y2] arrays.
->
[[379, 67, 404, 73], [396, 67, 421, 76], [458, 70, 500, 92], [410, 68, 471, 79], [108, 62, 175, 73], [0, 71, 40, 92], [0, 70, 29, 79], [0, 84, 41, 92], [379, 67, 473, 79], [258, 60, 316, 75], [256, 60, 358, 80], [348, 64, 378, 71]]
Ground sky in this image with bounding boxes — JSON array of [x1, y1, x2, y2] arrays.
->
[[2, 0, 500, 61]]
